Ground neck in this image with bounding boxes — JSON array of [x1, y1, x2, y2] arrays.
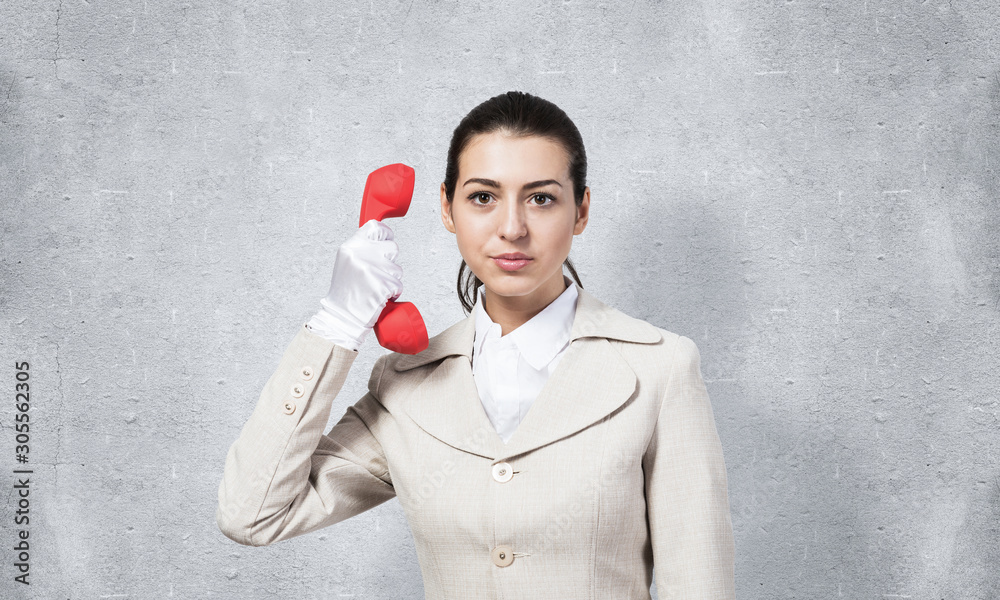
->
[[481, 274, 569, 336]]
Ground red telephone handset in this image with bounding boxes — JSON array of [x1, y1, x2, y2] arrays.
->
[[359, 163, 429, 355]]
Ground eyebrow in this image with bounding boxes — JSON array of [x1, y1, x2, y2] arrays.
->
[[462, 177, 563, 191]]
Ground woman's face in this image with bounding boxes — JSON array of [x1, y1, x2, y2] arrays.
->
[[440, 132, 589, 309]]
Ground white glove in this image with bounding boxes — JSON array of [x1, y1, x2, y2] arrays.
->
[[305, 219, 404, 351]]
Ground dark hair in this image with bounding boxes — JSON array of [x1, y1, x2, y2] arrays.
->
[[443, 91, 587, 314]]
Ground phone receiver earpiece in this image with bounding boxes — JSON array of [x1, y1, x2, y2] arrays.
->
[[360, 163, 429, 355]]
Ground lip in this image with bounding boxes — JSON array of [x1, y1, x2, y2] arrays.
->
[[492, 255, 532, 271], [493, 253, 531, 260]]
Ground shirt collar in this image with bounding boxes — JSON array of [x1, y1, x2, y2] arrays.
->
[[472, 275, 579, 371]]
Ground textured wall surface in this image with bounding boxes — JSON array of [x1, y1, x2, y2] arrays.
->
[[1, 1, 998, 598]]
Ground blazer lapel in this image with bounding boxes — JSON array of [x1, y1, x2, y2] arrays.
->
[[394, 313, 505, 459], [393, 283, 663, 460], [498, 335, 635, 459]]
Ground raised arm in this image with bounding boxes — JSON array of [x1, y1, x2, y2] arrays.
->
[[216, 327, 397, 546], [217, 218, 405, 546], [643, 335, 735, 598]]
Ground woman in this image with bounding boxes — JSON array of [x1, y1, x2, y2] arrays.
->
[[216, 91, 735, 599]]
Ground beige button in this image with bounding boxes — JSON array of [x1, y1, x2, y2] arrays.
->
[[300, 366, 314, 380], [492, 462, 513, 483], [291, 383, 305, 398], [491, 545, 514, 567], [282, 401, 296, 415]]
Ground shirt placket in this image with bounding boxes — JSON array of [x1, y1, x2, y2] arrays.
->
[[497, 340, 521, 441]]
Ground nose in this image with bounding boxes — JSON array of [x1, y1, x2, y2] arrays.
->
[[498, 197, 527, 241]]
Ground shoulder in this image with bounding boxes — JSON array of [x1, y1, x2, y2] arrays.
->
[[576, 287, 687, 354], [576, 292, 698, 381], [608, 319, 695, 375]]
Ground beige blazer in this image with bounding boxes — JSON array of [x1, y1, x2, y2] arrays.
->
[[216, 282, 735, 599]]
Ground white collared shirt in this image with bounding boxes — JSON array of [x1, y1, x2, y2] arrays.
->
[[471, 276, 579, 444]]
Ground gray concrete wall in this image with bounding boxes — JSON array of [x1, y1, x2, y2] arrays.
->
[[1, 1, 998, 598]]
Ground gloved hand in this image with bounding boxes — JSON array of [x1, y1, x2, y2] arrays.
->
[[305, 219, 404, 351]]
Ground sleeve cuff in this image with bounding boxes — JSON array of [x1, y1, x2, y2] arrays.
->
[[304, 320, 361, 352]]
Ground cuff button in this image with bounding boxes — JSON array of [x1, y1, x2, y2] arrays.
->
[[291, 383, 305, 398], [282, 401, 296, 415], [300, 366, 314, 380]]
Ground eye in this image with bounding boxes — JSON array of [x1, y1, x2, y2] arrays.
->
[[469, 191, 494, 206], [530, 193, 556, 206]]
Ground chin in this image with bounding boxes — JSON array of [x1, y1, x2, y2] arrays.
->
[[482, 277, 541, 297]]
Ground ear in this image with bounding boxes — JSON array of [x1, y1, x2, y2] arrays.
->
[[573, 187, 590, 235], [440, 182, 456, 234]]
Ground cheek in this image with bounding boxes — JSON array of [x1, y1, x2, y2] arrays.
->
[[455, 234, 474, 260], [453, 212, 488, 245], [539, 219, 575, 254], [452, 221, 483, 262]]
